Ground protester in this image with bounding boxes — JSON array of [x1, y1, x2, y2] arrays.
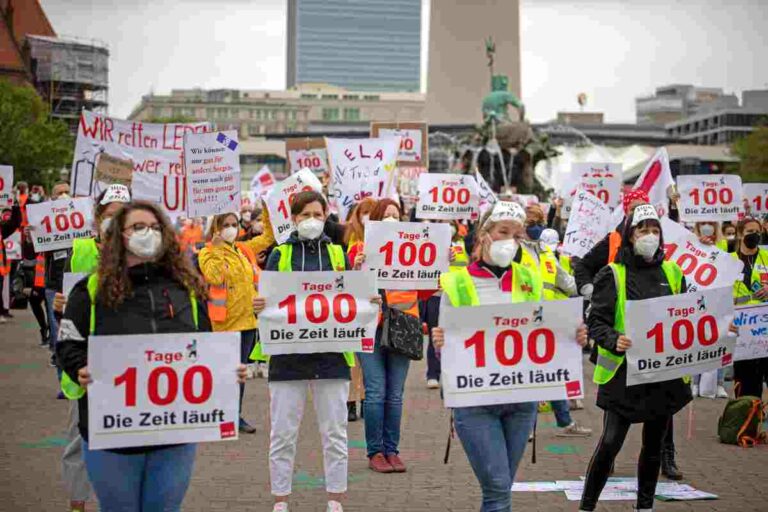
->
[[198, 212, 263, 434], [0, 202, 22, 322], [57, 201, 246, 512], [579, 205, 692, 512], [354, 199, 420, 474], [431, 201, 589, 510], [178, 216, 204, 254], [524, 203, 546, 241], [722, 222, 737, 252], [731, 217, 768, 398], [262, 190, 375, 512], [19, 194, 49, 346]]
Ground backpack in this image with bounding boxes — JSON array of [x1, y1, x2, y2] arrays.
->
[[717, 394, 766, 447]]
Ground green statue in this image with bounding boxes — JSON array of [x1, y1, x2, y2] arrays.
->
[[482, 37, 525, 124]]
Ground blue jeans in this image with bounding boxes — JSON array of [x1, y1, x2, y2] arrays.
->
[[454, 402, 537, 512], [358, 336, 411, 457], [550, 400, 573, 428], [82, 441, 196, 512]]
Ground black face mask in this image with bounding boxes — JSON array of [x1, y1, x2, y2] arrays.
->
[[743, 232, 761, 249]]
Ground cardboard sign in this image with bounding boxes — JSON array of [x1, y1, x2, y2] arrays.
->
[[258, 271, 379, 355], [678, 174, 743, 222], [476, 170, 497, 214], [264, 169, 323, 244], [325, 137, 400, 220], [26, 197, 95, 252], [363, 221, 450, 290], [184, 130, 241, 218], [733, 304, 768, 361], [743, 183, 768, 216], [633, 147, 674, 218], [416, 173, 480, 221], [3, 231, 21, 260], [94, 153, 133, 187], [0, 165, 13, 207], [71, 111, 210, 197], [87, 332, 240, 450], [286, 138, 329, 176], [562, 189, 612, 258], [440, 298, 585, 408], [624, 286, 735, 386], [660, 217, 744, 292], [370, 122, 428, 167]]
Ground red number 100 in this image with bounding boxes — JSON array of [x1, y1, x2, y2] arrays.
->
[[278, 293, 357, 324], [114, 366, 213, 407]]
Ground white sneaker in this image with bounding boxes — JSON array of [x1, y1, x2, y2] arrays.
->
[[557, 422, 592, 437], [570, 398, 584, 410], [691, 384, 699, 397], [272, 503, 288, 512], [327, 500, 343, 512], [0, 316, 6, 324], [257, 362, 268, 378], [245, 364, 256, 380], [427, 379, 440, 389], [716, 385, 728, 399]]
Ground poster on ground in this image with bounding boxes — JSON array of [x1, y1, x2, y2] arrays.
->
[[184, 130, 241, 218]]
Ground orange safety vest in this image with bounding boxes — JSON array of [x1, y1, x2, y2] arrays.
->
[[206, 242, 261, 323], [607, 231, 622, 264], [0, 236, 8, 277], [384, 290, 419, 318], [33, 253, 45, 288]]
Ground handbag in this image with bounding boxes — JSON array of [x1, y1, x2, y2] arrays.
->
[[379, 291, 423, 361]]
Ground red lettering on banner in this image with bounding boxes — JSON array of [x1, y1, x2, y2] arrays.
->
[[301, 283, 333, 292], [80, 114, 114, 142]]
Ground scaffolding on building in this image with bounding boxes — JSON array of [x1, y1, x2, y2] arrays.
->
[[25, 34, 109, 133]]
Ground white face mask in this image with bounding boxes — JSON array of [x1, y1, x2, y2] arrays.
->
[[725, 234, 736, 241], [361, 214, 370, 224], [297, 217, 325, 240], [699, 224, 715, 237], [100, 217, 112, 236], [634, 234, 659, 261], [220, 226, 238, 243], [241, 212, 252, 222], [127, 229, 163, 259], [488, 239, 518, 267], [58, 193, 71, 200], [382, 217, 398, 223]]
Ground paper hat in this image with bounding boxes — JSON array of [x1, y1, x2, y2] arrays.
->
[[489, 201, 526, 225], [631, 204, 659, 226], [99, 184, 131, 205]]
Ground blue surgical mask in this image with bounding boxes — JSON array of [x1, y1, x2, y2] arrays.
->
[[526, 225, 544, 241]]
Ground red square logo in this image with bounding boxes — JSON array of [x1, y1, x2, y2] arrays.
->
[[361, 338, 374, 353], [219, 421, 236, 439], [722, 353, 733, 366], [565, 380, 582, 398]]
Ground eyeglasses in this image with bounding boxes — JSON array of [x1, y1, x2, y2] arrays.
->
[[124, 223, 163, 234]]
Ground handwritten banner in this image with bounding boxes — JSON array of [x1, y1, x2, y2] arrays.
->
[[624, 286, 735, 386], [94, 153, 133, 187], [286, 138, 329, 176], [416, 173, 480, 221], [258, 271, 378, 355], [87, 332, 240, 450], [363, 221, 450, 290], [440, 298, 585, 408], [562, 189, 612, 258], [0, 165, 13, 207], [264, 168, 323, 244], [743, 183, 768, 216], [370, 122, 428, 167], [678, 174, 743, 222], [26, 197, 95, 252], [184, 130, 241, 217], [733, 304, 768, 361]]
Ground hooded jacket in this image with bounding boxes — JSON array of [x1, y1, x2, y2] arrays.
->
[[199, 242, 258, 332]]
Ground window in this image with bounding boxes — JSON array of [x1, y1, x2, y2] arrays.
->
[[322, 108, 340, 121], [363, 95, 380, 101], [289, 111, 297, 121], [172, 107, 182, 117], [343, 94, 359, 100], [343, 108, 360, 121], [321, 94, 339, 100], [300, 94, 317, 99]]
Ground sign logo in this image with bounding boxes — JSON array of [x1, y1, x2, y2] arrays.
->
[[696, 295, 706, 312], [219, 421, 236, 439], [532, 306, 544, 325], [186, 339, 198, 362], [334, 275, 345, 290]]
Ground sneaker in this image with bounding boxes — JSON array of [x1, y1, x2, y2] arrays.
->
[[238, 418, 256, 434], [326, 500, 343, 512], [557, 422, 592, 437], [691, 384, 699, 397], [386, 453, 407, 473], [426, 379, 440, 389], [49, 353, 56, 368], [0, 316, 6, 324], [257, 362, 268, 378], [716, 385, 728, 399], [368, 453, 395, 473], [70, 501, 86, 512], [272, 503, 288, 512]]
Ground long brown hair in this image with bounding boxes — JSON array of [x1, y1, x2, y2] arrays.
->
[[98, 201, 208, 309], [344, 197, 377, 245], [369, 198, 400, 221], [207, 212, 239, 240]]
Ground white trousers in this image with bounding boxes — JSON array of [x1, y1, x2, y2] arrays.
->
[[269, 379, 349, 496]]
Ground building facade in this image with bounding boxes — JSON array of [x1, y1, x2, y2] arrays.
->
[[286, 0, 421, 92], [635, 84, 738, 125]]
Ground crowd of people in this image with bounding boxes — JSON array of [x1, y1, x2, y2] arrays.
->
[[1, 177, 767, 512]]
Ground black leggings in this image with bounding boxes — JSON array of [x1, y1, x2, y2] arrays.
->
[[29, 287, 48, 339], [734, 358, 768, 398], [580, 411, 670, 511]]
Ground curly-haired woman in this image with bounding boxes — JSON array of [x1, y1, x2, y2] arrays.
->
[[57, 201, 247, 512]]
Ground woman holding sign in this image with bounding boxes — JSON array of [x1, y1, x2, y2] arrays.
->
[[56, 201, 247, 512], [431, 201, 589, 511], [579, 204, 691, 512]]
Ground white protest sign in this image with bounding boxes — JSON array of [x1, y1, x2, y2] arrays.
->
[[130, 169, 188, 219], [733, 304, 768, 361], [87, 331, 240, 450], [476, 170, 497, 214], [624, 286, 735, 386], [677, 174, 743, 222], [62, 272, 88, 299], [416, 173, 480, 221], [265, 169, 323, 244], [286, 138, 329, 176], [325, 137, 400, 220], [660, 217, 743, 292], [0, 165, 13, 207], [743, 183, 768, 215], [184, 130, 241, 217], [26, 197, 95, 252], [71, 111, 209, 197], [440, 298, 585, 408], [562, 189, 612, 258], [363, 221, 450, 290], [371, 123, 428, 166], [561, 163, 621, 219], [633, 147, 674, 218], [250, 166, 276, 199], [3, 231, 21, 260], [258, 271, 378, 355]]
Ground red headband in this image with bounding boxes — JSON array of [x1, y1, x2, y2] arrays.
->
[[623, 189, 650, 214]]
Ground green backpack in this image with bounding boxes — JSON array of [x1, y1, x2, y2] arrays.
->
[[717, 395, 766, 447]]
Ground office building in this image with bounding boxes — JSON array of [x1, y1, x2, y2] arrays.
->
[[635, 84, 738, 125]]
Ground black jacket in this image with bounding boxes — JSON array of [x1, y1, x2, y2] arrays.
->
[[56, 263, 212, 451], [45, 248, 70, 291], [264, 231, 351, 382], [588, 228, 692, 423]]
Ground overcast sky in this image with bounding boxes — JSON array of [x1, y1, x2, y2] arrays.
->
[[42, 0, 767, 123]]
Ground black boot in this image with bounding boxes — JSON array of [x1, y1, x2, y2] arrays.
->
[[359, 399, 364, 419], [661, 448, 683, 480], [347, 401, 358, 422]]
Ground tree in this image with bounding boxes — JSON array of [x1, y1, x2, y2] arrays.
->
[[0, 79, 73, 189], [731, 122, 768, 182]]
